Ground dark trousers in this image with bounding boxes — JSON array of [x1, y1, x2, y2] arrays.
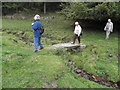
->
[[73, 34, 80, 44]]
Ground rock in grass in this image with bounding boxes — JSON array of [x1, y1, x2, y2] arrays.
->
[[76, 69, 82, 73], [83, 75, 90, 80], [47, 43, 86, 49], [108, 54, 113, 57]]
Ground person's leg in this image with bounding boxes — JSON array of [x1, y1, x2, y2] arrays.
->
[[78, 36, 80, 44], [34, 37, 38, 52], [106, 31, 108, 40], [106, 31, 110, 40], [73, 34, 77, 44], [108, 31, 110, 39], [38, 37, 44, 49]]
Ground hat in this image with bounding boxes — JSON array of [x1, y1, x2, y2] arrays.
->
[[108, 19, 111, 22], [75, 22, 79, 25], [34, 14, 40, 20]]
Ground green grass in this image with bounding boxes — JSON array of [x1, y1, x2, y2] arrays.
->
[[2, 13, 119, 88], [71, 32, 119, 82], [2, 32, 108, 88]]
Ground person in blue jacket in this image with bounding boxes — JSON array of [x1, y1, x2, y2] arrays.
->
[[31, 14, 44, 52]]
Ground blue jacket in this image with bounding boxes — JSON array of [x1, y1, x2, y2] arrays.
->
[[32, 20, 43, 37]]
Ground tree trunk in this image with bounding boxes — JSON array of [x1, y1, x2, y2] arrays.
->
[[44, 2, 46, 14]]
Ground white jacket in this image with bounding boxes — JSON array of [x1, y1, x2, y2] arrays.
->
[[104, 22, 113, 32], [74, 25, 82, 36]]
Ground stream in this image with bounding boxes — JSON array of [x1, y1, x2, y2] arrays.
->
[[68, 59, 119, 88]]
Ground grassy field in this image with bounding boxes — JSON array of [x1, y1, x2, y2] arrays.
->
[[2, 13, 119, 88]]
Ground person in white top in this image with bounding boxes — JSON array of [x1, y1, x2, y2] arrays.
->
[[104, 19, 113, 40], [71, 22, 82, 44]]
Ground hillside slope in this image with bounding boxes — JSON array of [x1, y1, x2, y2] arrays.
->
[[2, 13, 119, 88]]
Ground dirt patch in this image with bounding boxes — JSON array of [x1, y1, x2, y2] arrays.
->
[[3, 29, 69, 44], [43, 80, 58, 88], [27, 86, 34, 88], [42, 34, 70, 42], [42, 71, 64, 88], [2, 29, 33, 43]]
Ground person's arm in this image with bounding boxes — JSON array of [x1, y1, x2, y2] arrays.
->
[[31, 22, 38, 30], [104, 23, 107, 31], [111, 23, 113, 32], [74, 26, 76, 34], [78, 26, 82, 36]]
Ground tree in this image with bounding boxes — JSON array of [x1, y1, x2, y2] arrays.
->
[[2, 2, 62, 15], [44, 2, 46, 14], [60, 2, 120, 22]]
